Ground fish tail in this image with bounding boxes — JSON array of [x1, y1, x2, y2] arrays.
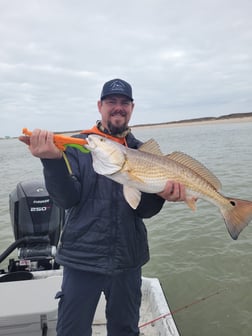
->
[[220, 198, 252, 240]]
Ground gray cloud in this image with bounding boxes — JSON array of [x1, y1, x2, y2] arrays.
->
[[1, 0, 252, 137]]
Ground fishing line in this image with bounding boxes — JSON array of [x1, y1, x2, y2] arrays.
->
[[139, 287, 227, 329]]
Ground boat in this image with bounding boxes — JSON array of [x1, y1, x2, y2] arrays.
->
[[0, 180, 180, 336]]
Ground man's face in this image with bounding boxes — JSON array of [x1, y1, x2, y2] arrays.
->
[[97, 94, 134, 135]]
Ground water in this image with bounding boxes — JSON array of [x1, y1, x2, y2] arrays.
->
[[1, 121, 252, 335]]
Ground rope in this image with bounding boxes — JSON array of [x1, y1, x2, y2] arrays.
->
[[62, 151, 73, 175]]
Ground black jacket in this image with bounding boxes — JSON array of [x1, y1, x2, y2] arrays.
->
[[41, 132, 165, 274]]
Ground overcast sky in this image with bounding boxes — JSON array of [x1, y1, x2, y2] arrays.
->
[[1, 0, 252, 137]]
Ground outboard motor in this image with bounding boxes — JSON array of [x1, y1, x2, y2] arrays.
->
[[1, 180, 64, 274]]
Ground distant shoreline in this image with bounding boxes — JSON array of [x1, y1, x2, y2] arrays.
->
[[1, 113, 252, 139], [131, 114, 252, 130], [61, 113, 252, 135]]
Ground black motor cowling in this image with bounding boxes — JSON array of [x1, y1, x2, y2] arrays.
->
[[8, 180, 64, 263]]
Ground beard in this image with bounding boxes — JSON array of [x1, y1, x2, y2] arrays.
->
[[107, 120, 128, 135]]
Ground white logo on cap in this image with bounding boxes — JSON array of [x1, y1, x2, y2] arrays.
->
[[110, 80, 125, 91]]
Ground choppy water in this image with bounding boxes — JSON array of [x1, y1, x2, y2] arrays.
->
[[1, 121, 252, 336]]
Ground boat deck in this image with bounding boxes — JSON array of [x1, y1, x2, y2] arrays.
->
[[0, 270, 179, 336], [92, 277, 179, 336]]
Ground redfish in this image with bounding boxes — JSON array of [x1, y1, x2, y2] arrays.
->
[[86, 134, 252, 240]]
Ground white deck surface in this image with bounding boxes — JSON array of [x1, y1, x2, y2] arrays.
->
[[0, 270, 179, 335]]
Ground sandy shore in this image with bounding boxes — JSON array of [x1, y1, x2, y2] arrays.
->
[[131, 116, 252, 130], [1, 115, 251, 139], [60, 116, 252, 136]]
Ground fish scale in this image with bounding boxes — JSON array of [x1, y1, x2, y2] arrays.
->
[[124, 149, 218, 199]]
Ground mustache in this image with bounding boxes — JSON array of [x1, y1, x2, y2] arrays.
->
[[109, 110, 127, 117]]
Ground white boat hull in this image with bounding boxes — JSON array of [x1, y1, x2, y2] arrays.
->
[[0, 270, 179, 335]]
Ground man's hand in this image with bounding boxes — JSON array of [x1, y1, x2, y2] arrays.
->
[[19, 129, 62, 159], [158, 181, 186, 202]]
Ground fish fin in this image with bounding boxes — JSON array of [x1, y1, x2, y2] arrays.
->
[[186, 197, 197, 211], [121, 161, 146, 183], [220, 197, 252, 240], [138, 139, 164, 156], [123, 186, 142, 209], [127, 172, 145, 183], [167, 151, 222, 191]]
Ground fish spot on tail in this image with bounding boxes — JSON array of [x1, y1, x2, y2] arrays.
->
[[221, 198, 252, 239]]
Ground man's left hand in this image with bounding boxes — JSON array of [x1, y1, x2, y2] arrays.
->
[[158, 181, 186, 202]]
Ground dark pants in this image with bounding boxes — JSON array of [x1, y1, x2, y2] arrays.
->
[[56, 266, 142, 336]]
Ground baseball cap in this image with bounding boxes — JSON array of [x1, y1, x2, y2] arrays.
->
[[100, 79, 134, 101]]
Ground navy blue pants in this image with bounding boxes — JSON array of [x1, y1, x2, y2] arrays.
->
[[55, 266, 142, 336]]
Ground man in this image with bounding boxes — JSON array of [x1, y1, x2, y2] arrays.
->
[[19, 79, 185, 336]]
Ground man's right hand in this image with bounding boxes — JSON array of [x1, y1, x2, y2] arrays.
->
[[19, 129, 63, 159]]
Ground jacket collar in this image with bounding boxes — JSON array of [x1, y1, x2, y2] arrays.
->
[[81, 122, 130, 146]]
